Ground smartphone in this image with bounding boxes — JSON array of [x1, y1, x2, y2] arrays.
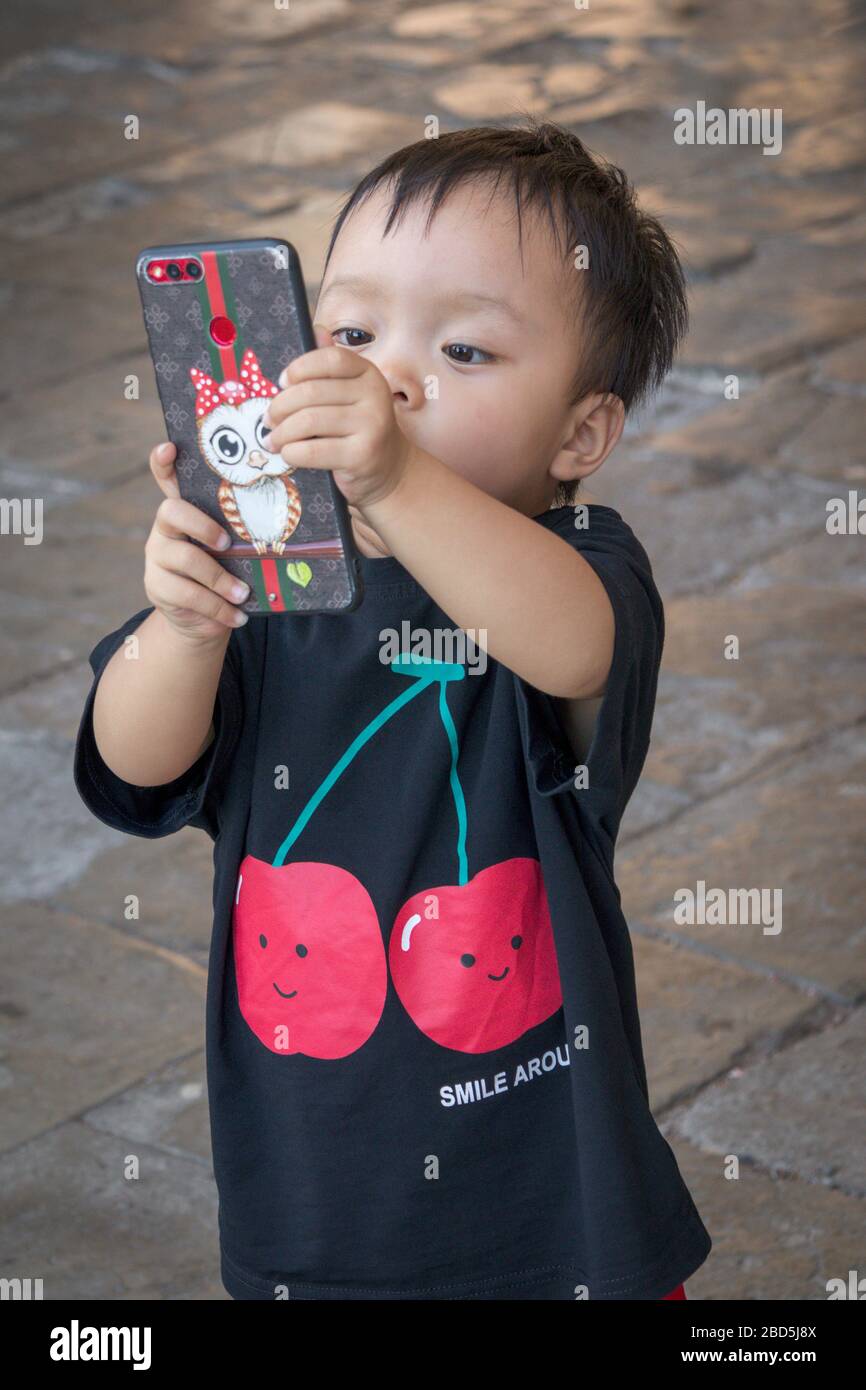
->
[[135, 237, 363, 615]]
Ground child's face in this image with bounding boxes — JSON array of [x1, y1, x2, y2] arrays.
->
[[314, 180, 595, 527]]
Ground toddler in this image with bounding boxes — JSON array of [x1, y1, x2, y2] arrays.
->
[[75, 120, 711, 1300]]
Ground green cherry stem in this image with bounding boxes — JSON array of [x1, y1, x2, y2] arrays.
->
[[272, 656, 466, 868]]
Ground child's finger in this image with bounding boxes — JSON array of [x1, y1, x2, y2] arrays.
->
[[276, 433, 352, 472], [264, 380, 354, 437], [149, 441, 181, 499], [153, 496, 232, 552], [148, 568, 249, 631], [269, 406, 352, 461], [155, 535, 250, 609], [281, 343, 363, 391]]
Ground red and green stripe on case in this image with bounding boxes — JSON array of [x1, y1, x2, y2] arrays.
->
[[192, 249, 298, 614]]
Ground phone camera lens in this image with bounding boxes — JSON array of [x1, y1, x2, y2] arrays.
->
[[186, 261, 202, 279], [166, 262, 181, 280]]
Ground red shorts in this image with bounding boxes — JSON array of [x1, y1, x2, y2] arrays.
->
[[662, 1283, 686, 1300]]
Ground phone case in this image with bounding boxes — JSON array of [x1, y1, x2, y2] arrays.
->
[[135, 238, 363, 615]]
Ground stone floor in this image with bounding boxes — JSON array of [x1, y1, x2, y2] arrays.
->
[[1, 0, 864, 1300]]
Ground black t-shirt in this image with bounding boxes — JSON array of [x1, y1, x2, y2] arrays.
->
[[74, 503, 711, 1300]]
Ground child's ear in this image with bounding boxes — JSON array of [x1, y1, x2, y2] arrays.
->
[[561, 394, 625, 473]]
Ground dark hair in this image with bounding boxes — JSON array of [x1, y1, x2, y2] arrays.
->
[[321, 117, 689, 508]]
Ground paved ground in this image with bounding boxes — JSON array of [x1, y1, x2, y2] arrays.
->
[[1, 0, 864, 1299]]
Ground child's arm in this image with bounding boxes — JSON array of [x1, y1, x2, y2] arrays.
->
[[92, 440, 249, 787], [264, 345, 614, 702], [92, 610, 228, 786], [360, 447, 615, 701]]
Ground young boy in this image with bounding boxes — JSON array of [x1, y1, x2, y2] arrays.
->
[[74, 120, 711, 1300]]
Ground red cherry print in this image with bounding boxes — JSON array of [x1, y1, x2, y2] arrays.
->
[[233, 855, 386, 1059], [389, 858, 562, 1054]]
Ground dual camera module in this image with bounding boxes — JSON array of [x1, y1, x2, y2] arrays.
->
[[168, 261, 201, 280]]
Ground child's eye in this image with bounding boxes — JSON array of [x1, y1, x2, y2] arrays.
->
[[332, 327, 372, 348], [444, 343, 495, 365]]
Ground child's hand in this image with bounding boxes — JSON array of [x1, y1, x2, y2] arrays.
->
[[261, 334, 414, 511], [144, 442, 250, 642]]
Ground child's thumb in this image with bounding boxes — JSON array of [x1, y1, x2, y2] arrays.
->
[[149, 441, 181, 498]]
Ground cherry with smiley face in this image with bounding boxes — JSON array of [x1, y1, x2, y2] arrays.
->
[[232, 855, 386, 1058], [389, 858, 562, 1054]]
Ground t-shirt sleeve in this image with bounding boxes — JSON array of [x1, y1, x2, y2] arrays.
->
[[73, 605, 243, 842], [512, 506, 664, 852]]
